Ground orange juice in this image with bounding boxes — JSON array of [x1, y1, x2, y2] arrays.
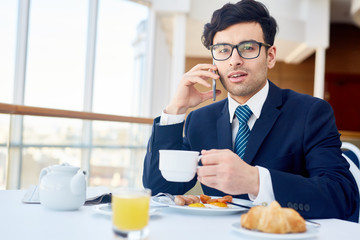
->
[[112, 189, 150, 231]]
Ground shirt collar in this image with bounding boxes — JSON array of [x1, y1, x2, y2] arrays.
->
[[228, 80, 269, 123]]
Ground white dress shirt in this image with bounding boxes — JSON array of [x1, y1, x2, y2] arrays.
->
[[160, 80, 275, 206]]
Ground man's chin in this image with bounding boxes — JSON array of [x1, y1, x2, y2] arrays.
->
[[225, 84, 251, 97]]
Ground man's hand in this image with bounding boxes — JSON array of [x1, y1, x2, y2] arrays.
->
[[165, 64, 220, 115], [197, 149, 259, 196]]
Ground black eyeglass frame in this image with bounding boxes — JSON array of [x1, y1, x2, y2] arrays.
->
[[210, 41, 272, 61]]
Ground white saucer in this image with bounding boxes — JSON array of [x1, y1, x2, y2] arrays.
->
[[231, 222, 319, 239], [93, 204, 158, 216]]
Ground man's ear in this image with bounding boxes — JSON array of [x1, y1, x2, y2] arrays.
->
[[267, 46, 276, 69]]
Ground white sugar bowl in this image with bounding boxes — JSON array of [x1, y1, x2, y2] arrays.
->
[[39, 163, 86, 211]]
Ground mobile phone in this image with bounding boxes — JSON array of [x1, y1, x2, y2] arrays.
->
[[212, 60, 218, 101]]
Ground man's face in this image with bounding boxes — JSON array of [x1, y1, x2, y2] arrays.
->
[[213, 22, 276, 104]]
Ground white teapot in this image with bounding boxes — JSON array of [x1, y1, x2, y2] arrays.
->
[[39, 163, 87, 211]]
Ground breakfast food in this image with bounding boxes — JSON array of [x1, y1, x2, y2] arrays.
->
[[188, 203, 205, 208], [174, 195, 186, 206], [174, 194, 232, 208], [200, 194, 232, 204], [208, 202, 227, 208], [200, 194, 211, 203], [187, 195, 201, 203], [240, 201, 306, 234], [174, 195, 200, 206]]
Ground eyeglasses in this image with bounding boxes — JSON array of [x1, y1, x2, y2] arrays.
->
[[210, 41, 272, 61]]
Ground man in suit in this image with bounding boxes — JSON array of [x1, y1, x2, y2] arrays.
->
[[142, 0, 359, 222]]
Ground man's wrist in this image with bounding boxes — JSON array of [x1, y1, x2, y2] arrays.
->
[[165, 105, 187, 115], [249, 166, 260, 196], [249, 166, 275, 206]]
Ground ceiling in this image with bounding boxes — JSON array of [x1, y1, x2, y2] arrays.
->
[[152, 0, 359, 63]]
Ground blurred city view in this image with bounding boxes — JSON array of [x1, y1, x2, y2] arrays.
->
[[0, 114, 151, 190]]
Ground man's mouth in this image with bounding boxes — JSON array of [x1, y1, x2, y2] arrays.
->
[[228, 71, 248, 83], [231, 74, 245, 77]]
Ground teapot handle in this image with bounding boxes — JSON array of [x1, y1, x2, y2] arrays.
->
[[70, 171, 87, 196], [39, 167, 50, 185]]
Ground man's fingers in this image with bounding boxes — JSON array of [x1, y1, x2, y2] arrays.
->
[[215, 89, 222, 97], [197, 164, 218, 177], [201, 149, 223, 155], [185, 71, 218, 84], [197, 175, 218, 187], [185, 75, 211, 88], [191, 63, 218, 72], [199, 90, 215, 102], [200, 149, 225, 164]]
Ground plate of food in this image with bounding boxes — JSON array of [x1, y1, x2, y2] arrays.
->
[[151, 194, 251, 215], [232, 201, 319, 239], [231, 222, 319, 239]]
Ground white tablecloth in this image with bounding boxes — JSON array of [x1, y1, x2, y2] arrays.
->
[[0, 190, 359, 240]]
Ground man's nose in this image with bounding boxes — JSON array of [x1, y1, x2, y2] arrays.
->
[[229, 48, 244, 66]]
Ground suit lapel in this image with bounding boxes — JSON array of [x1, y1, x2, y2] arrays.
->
[[216, 100, 233, 150], [243, 81, 283, 164]]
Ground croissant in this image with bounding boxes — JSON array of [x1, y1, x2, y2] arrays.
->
[[240, 201, 306, 234]]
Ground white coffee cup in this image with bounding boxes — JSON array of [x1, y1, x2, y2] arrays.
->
[[159, 150, 201, 182]]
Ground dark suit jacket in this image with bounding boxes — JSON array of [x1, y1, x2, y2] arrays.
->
[[143, 81, 359, 222]]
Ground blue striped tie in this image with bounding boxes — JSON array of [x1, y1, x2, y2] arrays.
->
[[234, 105, 252, 158]]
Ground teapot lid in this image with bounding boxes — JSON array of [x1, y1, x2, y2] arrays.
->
[[50, 163, 80, 172]]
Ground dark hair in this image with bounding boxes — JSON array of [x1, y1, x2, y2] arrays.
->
[[202, 0, 278, 49]]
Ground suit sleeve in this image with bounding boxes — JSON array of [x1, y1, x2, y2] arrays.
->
[[142, 117, 197, 195], [270, 99, 359, 221]]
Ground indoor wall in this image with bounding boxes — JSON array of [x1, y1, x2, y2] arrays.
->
[[185, 23, 360, 146]]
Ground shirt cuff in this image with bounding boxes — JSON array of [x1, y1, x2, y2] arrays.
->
[[248, 166, 275, 206], [160, 110, 186, 126]]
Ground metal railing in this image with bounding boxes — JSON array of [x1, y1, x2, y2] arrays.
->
[[0, 102, 154, 189], [0, 103, 153, 124]]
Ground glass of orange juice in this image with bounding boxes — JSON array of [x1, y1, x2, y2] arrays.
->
[[112, 187, 151, 239]]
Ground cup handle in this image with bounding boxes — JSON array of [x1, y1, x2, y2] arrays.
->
[[197, 155, 202, 162]]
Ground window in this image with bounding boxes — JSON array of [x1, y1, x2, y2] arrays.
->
[[0, 0, 150, 190], [25, 0, 88, 110], [93, 0, 149, 116], [0, 0, 17, 103], [0, 115, 9, 189]]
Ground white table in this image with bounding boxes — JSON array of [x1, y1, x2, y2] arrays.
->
[[1, 190, 359, 240]]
